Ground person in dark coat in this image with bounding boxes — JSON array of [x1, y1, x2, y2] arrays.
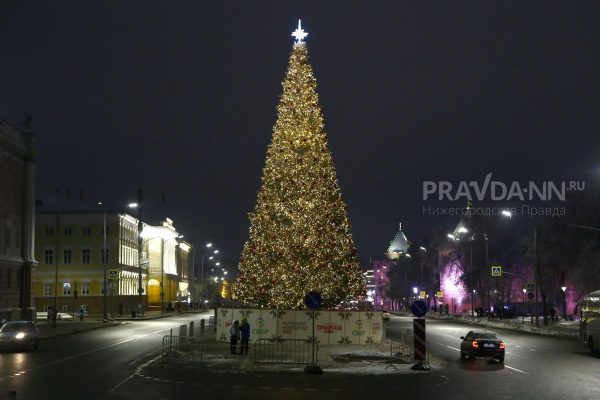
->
[[239, 318, 250, 355], [229, 320, 240, 354]]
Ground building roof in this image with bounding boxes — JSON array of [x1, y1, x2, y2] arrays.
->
[[386, 222, 410, 254]]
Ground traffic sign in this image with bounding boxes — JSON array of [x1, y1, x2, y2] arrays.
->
[[436, 291, 443, 298], [108, 269, 119, 280], [411, 300, 428, 318], [526, 283, 536, 293], [491, 266, 502, 277], [304, 291, 322, 309]]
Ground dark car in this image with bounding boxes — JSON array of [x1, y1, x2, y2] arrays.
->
[[460, 331, 504, 363], [0, 321, 40, 351]]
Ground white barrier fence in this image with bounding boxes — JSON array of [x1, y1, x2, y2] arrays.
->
[[216, 308, 383, 345]]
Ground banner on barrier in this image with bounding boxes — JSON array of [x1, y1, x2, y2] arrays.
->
[[216, 309, 383, 344]]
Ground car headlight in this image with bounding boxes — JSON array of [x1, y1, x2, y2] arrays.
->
[[15, 332, 26, 339]]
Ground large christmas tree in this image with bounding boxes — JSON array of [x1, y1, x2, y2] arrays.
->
[[235, 21, 365, 309]]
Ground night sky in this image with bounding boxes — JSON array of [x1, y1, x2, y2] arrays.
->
[[2, 1, 600, 267]]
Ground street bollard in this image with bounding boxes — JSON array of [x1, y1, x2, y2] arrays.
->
[[200, 319, 205, 334], [189, 321, 194, 337], [179, 324, 187, 337]]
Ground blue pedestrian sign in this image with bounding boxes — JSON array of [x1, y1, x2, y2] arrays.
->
[[411, 300, 428, 318], [304, 291, 322, 309]]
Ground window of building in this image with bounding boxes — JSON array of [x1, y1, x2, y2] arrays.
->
[[63, 249, 72, 264], [82, 249, 90, 264], [102, 226, 109, 236], [64, 227, 72, 236], [46, 227, 54, 236], [15, 230, 20, 249], [44, 249, 54, 264], [81, 282, 90, 295], [63, 283, 71, 295], [6, 269, 11, 288], [83, 227, 91, 236], [101, 248, 109, 264], [62, 305, 69, 311], [43, 283, 53, 296]]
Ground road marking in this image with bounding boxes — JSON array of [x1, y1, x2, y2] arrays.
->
[[505, 365, 529, 374], [281, 387, 295, 391], [257, 386, 271, 390], [109, 353, 162, 392], [446, 345, 461, 351]]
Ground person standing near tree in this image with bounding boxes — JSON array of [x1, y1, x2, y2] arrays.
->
[[239, 318, 250, 355], [229, 320, 240, 354]]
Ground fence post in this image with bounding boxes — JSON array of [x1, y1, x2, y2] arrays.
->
[[169, 328, 173, 352], [189, 321, 194, 337], [200, 319, 205, 334]]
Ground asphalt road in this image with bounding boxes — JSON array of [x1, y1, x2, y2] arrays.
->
[[388, 316, 600, 400], [0, 312, 212, 400], [104, 315, 600, 400], [2, 313, 599, 400]]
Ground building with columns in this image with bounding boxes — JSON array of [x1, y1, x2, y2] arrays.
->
[[34, 202, 192, 317], [0, 118, 37, 321]]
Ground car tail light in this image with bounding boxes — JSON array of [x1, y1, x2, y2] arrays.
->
[[499, 341, 505, 349], [472, 341, 479, 348]]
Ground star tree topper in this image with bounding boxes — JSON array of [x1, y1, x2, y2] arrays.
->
[[291, 19, 308, 44]]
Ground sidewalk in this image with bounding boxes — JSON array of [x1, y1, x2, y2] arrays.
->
[[37, 310, 199, 340]]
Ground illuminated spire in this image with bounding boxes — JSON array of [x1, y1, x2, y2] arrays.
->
[[291, 19, 308, 44]]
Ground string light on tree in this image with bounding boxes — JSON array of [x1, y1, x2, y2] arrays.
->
[[235, 21, 365, 309]]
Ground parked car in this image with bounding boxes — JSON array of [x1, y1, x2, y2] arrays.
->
[[460, 331, 505, 363], [382, 310, 391, 322], [57, 312, 73, 321], [0, 321, 40, 351]]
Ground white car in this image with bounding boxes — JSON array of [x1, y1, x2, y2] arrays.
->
[[382, 310, 391, 322], [36, 311, 73, 321]]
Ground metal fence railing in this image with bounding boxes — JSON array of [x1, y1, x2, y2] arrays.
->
[[161, 335, 231, 365], [253, 338, 317, 365]]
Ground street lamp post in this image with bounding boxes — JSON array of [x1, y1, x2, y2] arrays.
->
[[522, 288, 526, 324], [561, 286, 567, 321], [201, 245, 219, 303], [128, 189, 144, 317], [98, 202, 108, 322]]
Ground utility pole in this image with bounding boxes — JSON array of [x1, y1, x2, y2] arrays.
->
[[137, 189, 144, 317], [101, 204, 107, 322]]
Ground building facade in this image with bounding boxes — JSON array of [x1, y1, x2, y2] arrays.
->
[[34, 210, 192, 317], [0, 119, 37, 321]]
